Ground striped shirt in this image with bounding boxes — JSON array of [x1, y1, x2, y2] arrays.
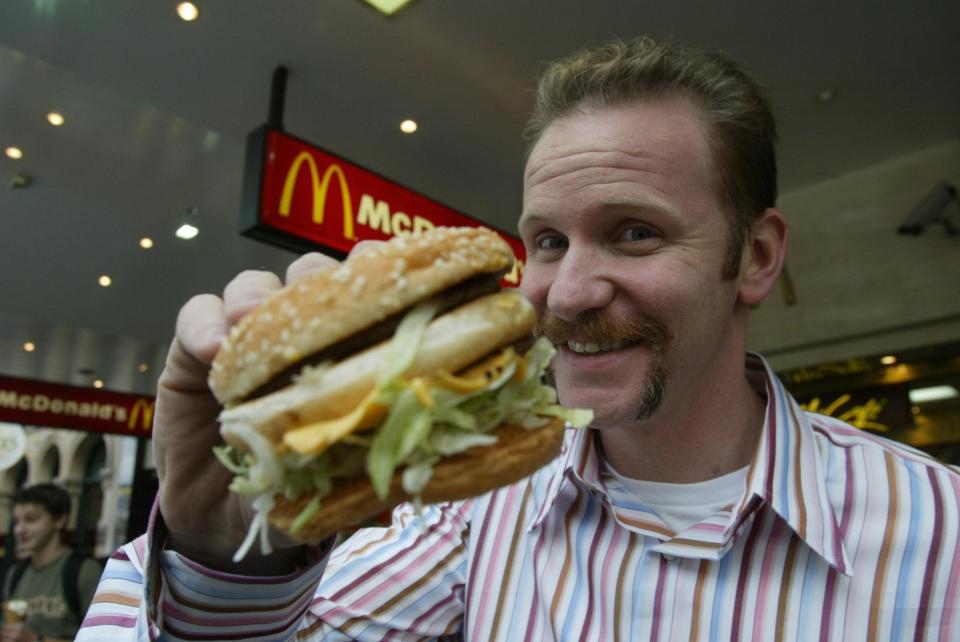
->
[[79, 354, 960, 641]]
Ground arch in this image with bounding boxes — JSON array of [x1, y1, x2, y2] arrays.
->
[[67, 433, 109, 482], [36, 444, 60, 483]]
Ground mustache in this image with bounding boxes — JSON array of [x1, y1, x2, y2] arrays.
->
[[533, 311, 667, 350]]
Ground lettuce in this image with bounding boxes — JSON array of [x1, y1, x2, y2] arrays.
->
[[368, 388, 433, 499]]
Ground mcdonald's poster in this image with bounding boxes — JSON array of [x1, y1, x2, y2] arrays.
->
[[241, 126, 526, 285], [0, 375, 154, 437]]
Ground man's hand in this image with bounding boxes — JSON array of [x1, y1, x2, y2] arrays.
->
[[0, 622, 36, 642], [154, 252, 339, 573]]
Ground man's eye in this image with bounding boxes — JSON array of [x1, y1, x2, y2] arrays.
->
[[536, 235, 567, 250], [620, 226, 655, 242]]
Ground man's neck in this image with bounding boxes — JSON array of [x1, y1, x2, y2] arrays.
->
[[598, 357, 767, 483], [30, 539, 67, 568]]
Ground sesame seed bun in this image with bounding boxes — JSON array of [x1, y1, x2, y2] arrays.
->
[[209, 226, 514, 405]]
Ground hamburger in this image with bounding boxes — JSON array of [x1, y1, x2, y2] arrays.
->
[[209, 226, 591, 560]]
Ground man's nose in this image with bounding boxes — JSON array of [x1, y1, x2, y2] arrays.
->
[[546, 245, 614, 321]]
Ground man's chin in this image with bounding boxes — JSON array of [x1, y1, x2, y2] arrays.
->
[[556, 375, 666, 427]]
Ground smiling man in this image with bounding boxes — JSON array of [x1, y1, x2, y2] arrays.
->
[[2, 484, 101, 642], [80, 37, 960, 641]]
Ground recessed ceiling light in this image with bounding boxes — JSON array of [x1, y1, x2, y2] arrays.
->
[[47, 112, 65, 126], [817, 89, 838, 103], [98, 275, 112, 287], [140, 237, 154, 249], [880, 355, 897, 365], [93, 379, 104, 389], [400, 119, 418, 134], [5, 147, 23, 160], [176, 2, 199, 21], [138, 363, 149, 373], [361, 0, 415, 15], [23, 342, 35, 353], [908, 385, 959, 404], [176, 224, 199, 239]]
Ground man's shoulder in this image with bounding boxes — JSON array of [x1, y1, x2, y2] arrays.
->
[[806, 410, 960, 479]]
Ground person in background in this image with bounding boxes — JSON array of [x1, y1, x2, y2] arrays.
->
[[80, 36, 960, 640], [1, 484, 101, 642]]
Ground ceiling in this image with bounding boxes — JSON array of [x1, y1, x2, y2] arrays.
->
[[1, 0, 959, 395]]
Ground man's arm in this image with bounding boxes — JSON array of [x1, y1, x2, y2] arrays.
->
[[77, 531, 333, 641], [77, 496, 470, 641]]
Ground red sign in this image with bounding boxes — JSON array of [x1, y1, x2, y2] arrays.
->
[[0, 375, 154, 437], [241, 126, 525, 285]]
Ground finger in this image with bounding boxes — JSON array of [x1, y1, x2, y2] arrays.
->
[[174, 294, 227, 367], [285, 252, 338, 284], [222, 269, 283, 326]]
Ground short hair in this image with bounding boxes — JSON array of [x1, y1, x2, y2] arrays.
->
[[14, 483, 72, 521], [524, 37, 778, 279]]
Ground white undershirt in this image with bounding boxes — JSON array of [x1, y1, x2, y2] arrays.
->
[[604, 461, 750, 534]]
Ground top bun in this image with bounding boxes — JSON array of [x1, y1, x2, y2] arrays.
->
[[209, 227, 515, 405]]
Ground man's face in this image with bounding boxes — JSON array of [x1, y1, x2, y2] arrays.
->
[[13, 503, 63, 556], [519, 97, 745, 430]]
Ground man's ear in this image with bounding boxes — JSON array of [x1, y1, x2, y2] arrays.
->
[[737, 207, 788, 306]]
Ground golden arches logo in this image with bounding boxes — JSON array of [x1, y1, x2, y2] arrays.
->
[[127, 398, 154, 432], [278, 151, 355, 240]]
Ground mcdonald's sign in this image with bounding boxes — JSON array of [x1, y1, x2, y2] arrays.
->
[[0, 375, 154, 437], [240, 126, 526, 285]]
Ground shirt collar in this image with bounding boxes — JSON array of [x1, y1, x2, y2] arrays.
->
[[742, 353, 852, 575], [528, 353, 852, 576]]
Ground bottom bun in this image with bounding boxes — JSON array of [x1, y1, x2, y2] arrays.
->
[[269, 418, 567, 543]]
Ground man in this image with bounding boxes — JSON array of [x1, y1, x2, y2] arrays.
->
[[80, 37, 960, 640], [2, 484, 101, 642]]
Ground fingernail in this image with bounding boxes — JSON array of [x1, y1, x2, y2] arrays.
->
[[204, 325, 227, 347]]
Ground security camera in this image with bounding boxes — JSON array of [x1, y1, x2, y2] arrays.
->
[[897, 181, 958, 236]]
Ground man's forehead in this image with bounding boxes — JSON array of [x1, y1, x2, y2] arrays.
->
[[14, 502, 47, 514], [523, 97, 714, 185]]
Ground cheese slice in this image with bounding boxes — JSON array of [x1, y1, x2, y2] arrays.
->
[[283, 388, 387, 455], [281, 347, 525, 456], [434, 347, 520, 392]]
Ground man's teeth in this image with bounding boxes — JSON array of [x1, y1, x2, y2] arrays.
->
[[567, 339, 630, 354]]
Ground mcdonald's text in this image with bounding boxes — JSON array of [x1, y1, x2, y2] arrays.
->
[[242, 127, 525, 285], [0, 375, 154, 437]]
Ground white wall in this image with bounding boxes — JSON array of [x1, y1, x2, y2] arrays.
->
[[748, 139, 960, 370]]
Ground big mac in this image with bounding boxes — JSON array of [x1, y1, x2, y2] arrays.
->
[[209, 226, 591, 560]]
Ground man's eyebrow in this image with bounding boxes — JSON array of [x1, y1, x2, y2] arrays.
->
[[598, 196, 672, 213], [517, 211, 547, 229]]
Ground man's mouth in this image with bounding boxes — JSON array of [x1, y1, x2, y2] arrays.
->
[[566, 339, 636, 354]]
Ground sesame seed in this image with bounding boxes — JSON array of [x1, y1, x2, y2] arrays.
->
[[351, 275, 366, 295], [332, 266, 351, 283]]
